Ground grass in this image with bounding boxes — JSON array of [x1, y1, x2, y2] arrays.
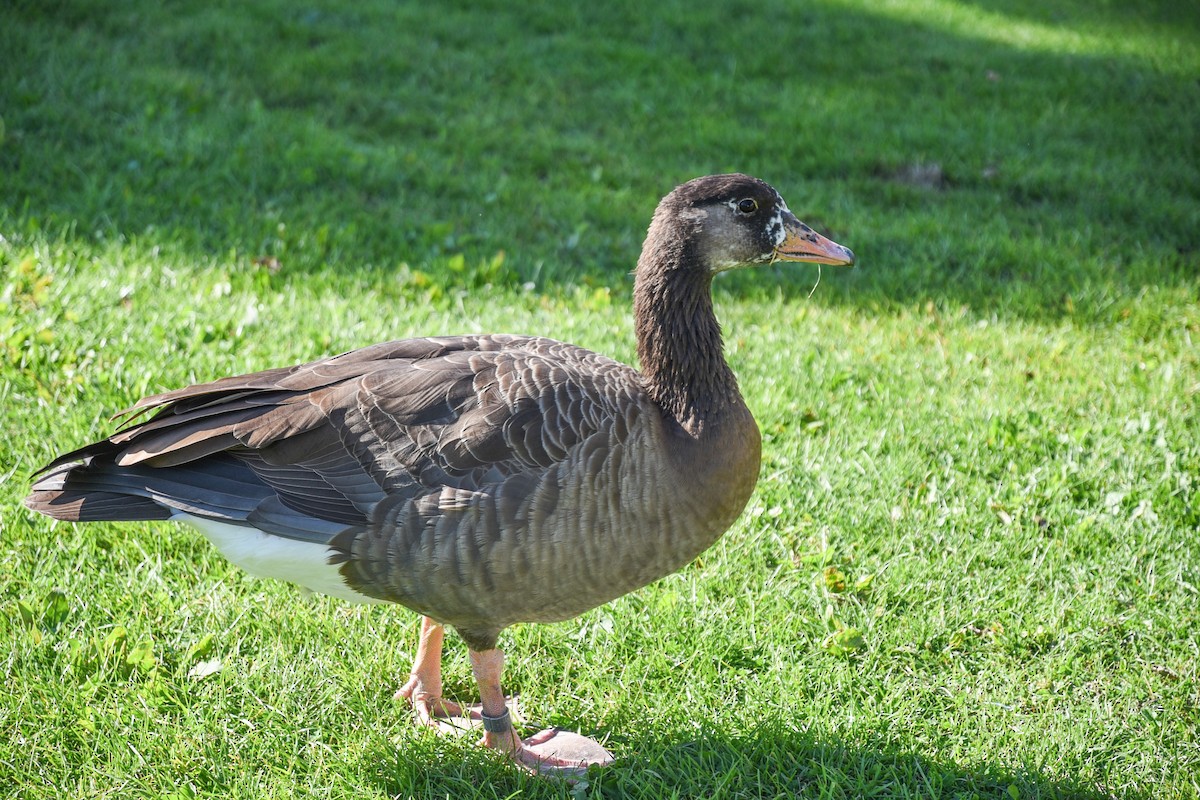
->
[[1, 0, 1198, 797]]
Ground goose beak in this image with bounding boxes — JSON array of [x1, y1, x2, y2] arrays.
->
[[774, 219, 855, 267]]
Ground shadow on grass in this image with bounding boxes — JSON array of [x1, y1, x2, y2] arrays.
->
[[366, 720, 1126, 799], [2, 0, 1196, 319]]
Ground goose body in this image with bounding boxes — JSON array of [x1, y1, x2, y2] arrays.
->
[[27, 174, 854, 773]]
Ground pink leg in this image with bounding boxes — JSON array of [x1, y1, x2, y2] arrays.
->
[[469, 648, 524, 753], [395, 616, 464, 725], [469, 647, 614, 776]]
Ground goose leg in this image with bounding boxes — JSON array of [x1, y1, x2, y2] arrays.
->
[[469, 647, 614, 776], [395, 616, 464, 725]]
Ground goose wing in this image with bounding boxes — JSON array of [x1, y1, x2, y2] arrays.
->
[[29, 334, 645, 542]]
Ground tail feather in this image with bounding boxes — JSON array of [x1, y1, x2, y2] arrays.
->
[[26, 488, 172, 522], [27, 453, 273, 524]]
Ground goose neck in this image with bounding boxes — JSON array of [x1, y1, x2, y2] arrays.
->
[[633, 249, 742, 434]]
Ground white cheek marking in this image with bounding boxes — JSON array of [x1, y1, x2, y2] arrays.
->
[[766, 208, 786, 247]]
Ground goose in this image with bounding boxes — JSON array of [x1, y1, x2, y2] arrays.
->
[[26, 173, 855, 775]]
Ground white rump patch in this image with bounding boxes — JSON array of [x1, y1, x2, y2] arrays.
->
[[177, 514, 384, 604]]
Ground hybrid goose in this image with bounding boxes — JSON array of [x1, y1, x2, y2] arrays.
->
[[27, 173, 855, 775]]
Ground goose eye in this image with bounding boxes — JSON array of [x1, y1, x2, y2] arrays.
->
[[736, 198, 758, 215]]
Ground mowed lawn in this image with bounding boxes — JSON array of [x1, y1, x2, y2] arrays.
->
[[1, 1, 1198, 798]]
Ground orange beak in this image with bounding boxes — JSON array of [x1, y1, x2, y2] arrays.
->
[[774, 218, 855, 266]]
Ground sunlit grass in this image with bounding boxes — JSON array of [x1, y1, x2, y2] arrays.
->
[[828, 0, 1200, 72], [2, 0, 1198, 798]]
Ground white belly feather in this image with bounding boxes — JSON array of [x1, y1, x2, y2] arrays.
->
[[177, 515, 384, 605]]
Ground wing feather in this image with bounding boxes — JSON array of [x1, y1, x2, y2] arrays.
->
[[31, 336, 645, 554]]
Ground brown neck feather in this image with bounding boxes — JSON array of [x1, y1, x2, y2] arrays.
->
[[633, 228, 742, 435]]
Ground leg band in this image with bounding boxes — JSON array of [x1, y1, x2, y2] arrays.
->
[[480, 707, 511, 733]]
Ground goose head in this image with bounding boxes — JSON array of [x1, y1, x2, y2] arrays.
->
[[643, 173, 855, 274]]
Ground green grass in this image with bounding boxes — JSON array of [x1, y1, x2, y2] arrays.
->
[[2, 0, 1198, 797]]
